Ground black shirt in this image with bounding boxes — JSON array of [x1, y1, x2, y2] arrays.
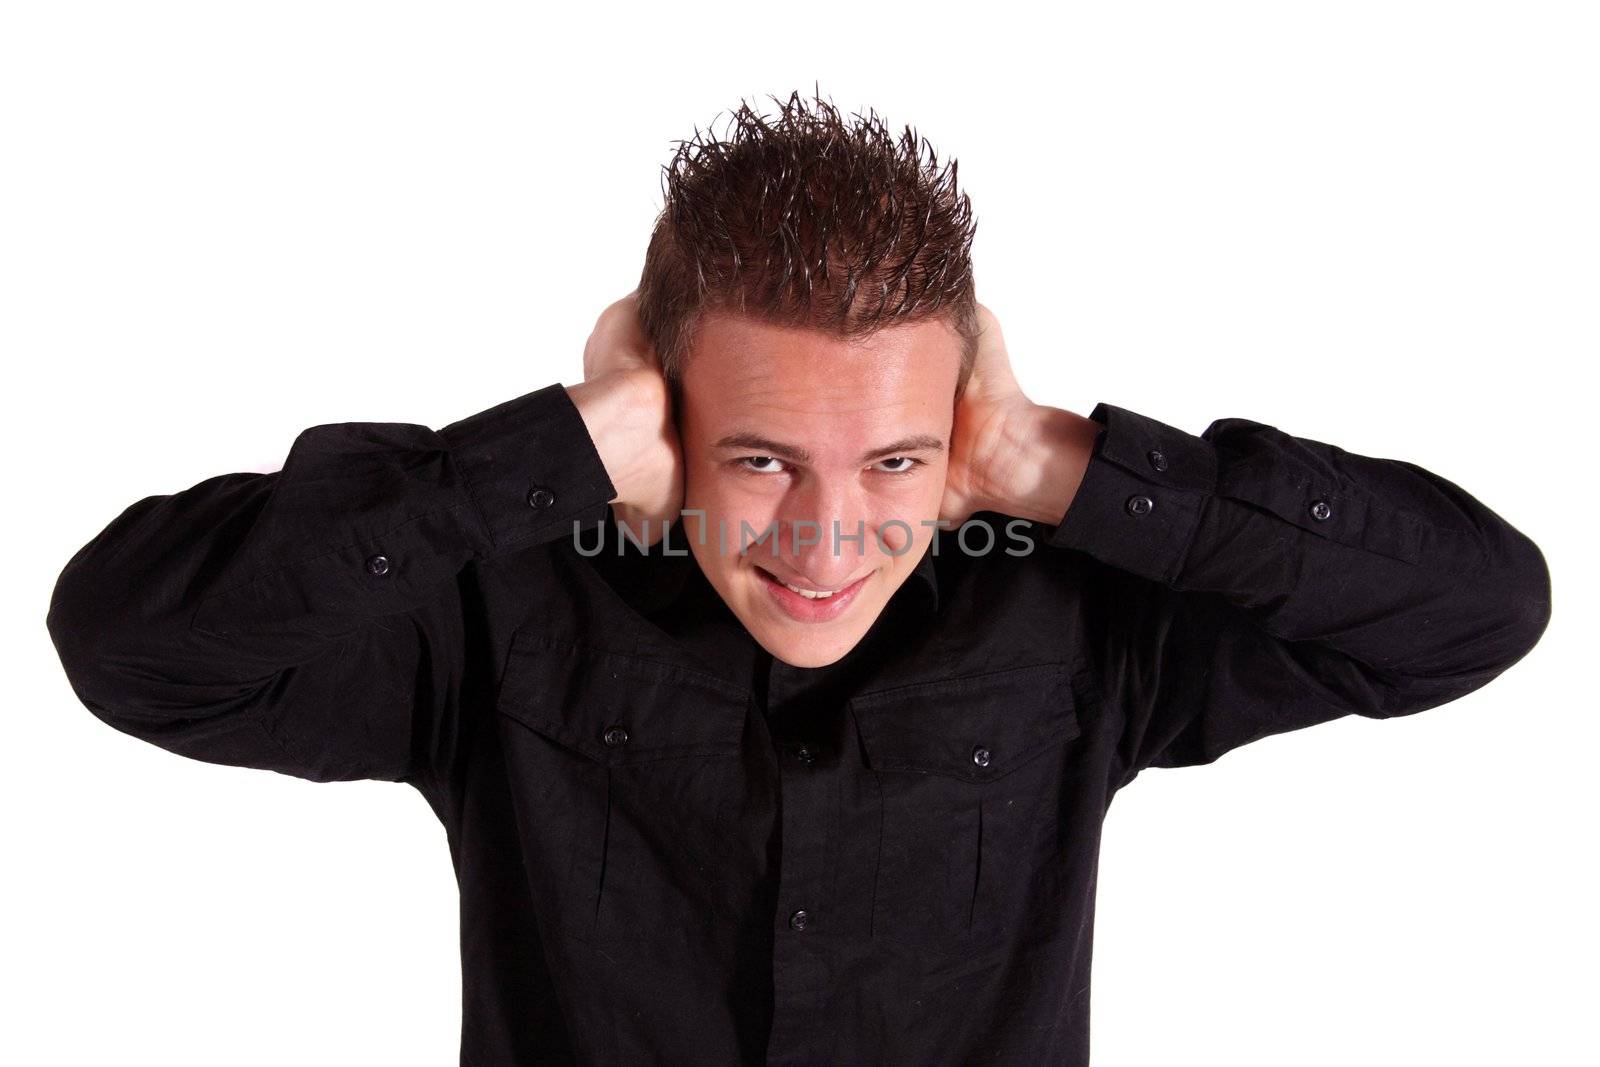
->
[[44, 382, 1553, 1065]]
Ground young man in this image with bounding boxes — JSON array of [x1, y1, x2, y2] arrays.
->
[[46, 92, 1551, 1065]]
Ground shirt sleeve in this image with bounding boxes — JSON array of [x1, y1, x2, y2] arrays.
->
[[45, 382, 615, 788], [1045, 402, 1553, 786]]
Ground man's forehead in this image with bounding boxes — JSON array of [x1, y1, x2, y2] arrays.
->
[[682, 312, 961, 413]]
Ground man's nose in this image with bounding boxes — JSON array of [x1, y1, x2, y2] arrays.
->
[[775, 480, 875, 584]]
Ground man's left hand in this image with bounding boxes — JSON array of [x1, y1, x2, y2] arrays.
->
[[940, 304, 1101, 529]]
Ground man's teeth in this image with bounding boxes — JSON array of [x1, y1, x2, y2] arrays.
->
[[782, 579, 836, 599]]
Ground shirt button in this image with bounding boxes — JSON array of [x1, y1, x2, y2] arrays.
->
[[1125, 494, 1155, 516], [789, 909, 810, 931], [971, 745, 991, 768], [602, 725, 629, 747], [1147, 449, 1168, 472], [365, 554, 391, 576], [794, 744, 817, 764], [527, 486, 557, 509], [1309, 500, 1333, 522]]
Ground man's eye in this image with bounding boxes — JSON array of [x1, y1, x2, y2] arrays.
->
[[739, 456, 788, 474], [873, 456, 922, 475]]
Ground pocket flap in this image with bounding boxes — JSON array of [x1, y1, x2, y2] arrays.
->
[[496, 630, 749, 764], [850, 663, 1080, 783]]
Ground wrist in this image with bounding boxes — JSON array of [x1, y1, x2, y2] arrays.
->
[[982, 404, 1101, 525], [566, 371, 662, 510]]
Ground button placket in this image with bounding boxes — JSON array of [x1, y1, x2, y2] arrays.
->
[[765, 662, 837, 1054]]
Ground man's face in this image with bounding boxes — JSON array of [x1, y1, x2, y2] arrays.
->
[[677, 311, 962, 668]]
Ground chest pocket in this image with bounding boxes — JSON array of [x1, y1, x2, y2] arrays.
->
[[494, 629, 750, 948], [851, 662, 1081, 955]]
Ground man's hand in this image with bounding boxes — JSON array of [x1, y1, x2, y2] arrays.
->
[[940, 304, 1102, 528], [566, 291, 683, 546]]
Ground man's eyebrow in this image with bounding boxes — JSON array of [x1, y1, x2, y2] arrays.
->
[[855, 435, 945, 465], [712, 433, 812, 463], [711, 432, 944, 466]]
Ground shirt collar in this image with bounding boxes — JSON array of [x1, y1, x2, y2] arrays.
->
[[904, 534, 940, 614]]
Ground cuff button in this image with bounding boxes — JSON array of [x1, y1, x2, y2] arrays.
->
[[527, 486, 557, 510]]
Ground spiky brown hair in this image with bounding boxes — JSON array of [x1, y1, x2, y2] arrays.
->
[[637, 88, 980, 401]]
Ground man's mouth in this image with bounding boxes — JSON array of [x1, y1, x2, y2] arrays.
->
[[753, 565, 872, 621], [759, 569, 849, 599]]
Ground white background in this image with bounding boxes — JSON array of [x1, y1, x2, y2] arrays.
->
[[5, 2, 1594, 1064]]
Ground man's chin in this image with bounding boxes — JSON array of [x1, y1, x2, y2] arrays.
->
[[740, 610, 875, 669], [702, 570, 891, 667], [757, 633, 858, 669]]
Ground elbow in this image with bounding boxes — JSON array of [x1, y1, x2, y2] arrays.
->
[[45, 551, 181, 737], [47, 555, 97, 691], [1381, 534, 1551, 713], [1476, 523, 1554, 675], [1476, 536, 1553, 679], [46, 562, 129, 730], [1501, 533, 1553, 670], [1451, 529, 1552, 676]]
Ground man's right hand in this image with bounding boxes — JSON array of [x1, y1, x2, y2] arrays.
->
[[566, 291, 684, 546]]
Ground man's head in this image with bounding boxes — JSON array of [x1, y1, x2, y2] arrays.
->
[[636, 90, 979, 667]]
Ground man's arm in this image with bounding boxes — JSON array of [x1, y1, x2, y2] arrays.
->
[[44, 380, 636, 790], [1005, 400, 1553, 785]]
